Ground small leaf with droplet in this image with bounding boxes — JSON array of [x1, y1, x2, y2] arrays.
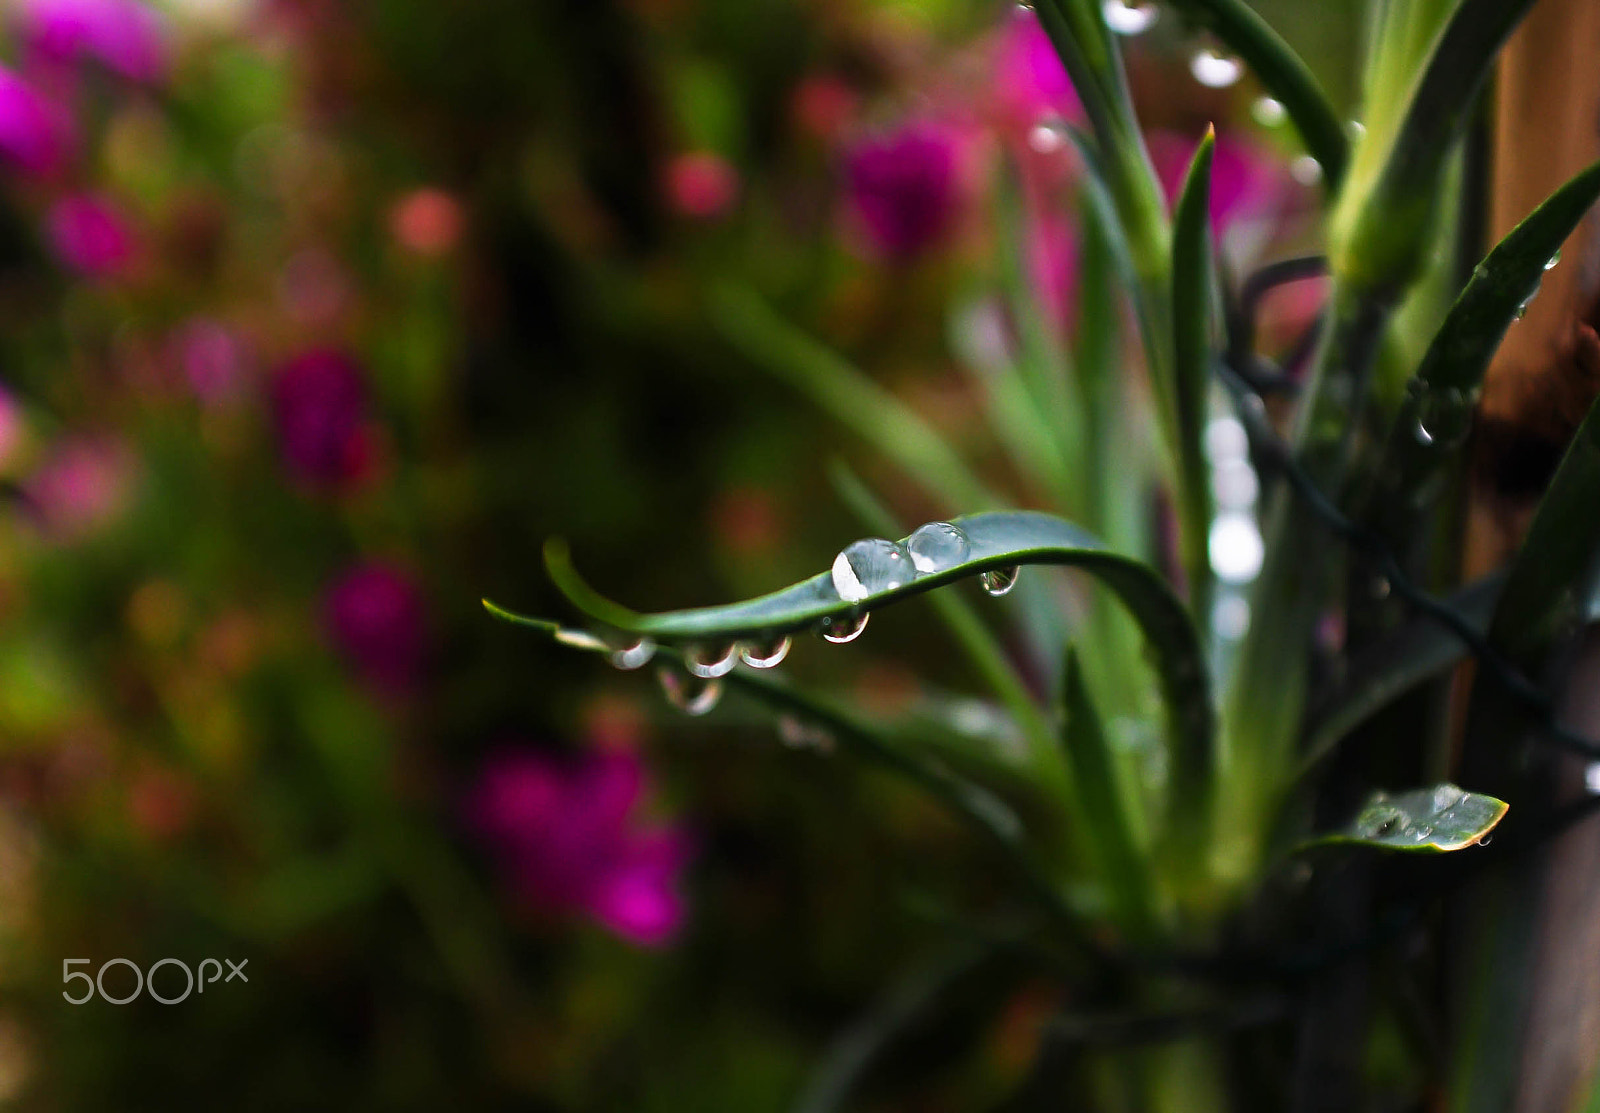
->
[[1308, 784, 1508, 853]]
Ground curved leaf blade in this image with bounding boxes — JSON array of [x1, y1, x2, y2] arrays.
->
[[1365, 160, 1600, 537], [528, 510, 1216, 857], [1309, 785, 1508, 854], [1171, 128, 1218, 621], [1164, 0, 1348, 191]]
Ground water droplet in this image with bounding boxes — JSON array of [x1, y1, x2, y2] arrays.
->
[[1027, 117, 1068, 154], [1102, 0, 1157, 34], [1431, 784, 1464, 811], [1515, 284, 1538, 319], [1251, 96, 1286, 127], [1413, 384, 1473, 449], [739, 635, 791, 669], [818, 611, 870, 644], [1348, 120, 1366, 139], [609, 636, 656, 670], [1291, 155, 1322, 186], [1212, 595, 1251, 640], [1190, 48, 1242, 88], [1545, 248, 1562, 271], [1211, 458, 1259, 508], [1475, 833, 1494, 847], [1204, 416, 1249, 463], [1359, 803, 1405, 838], [832, 538, 914, 604], [907, 521, 971, 574], [685, 641, 739, 679], [1584, 761, 1600, 795], [1208, 514, 1264, 583], [777, 714, 835, 753], [980, 566, 1020, 597], [658, 667, 723, 715]]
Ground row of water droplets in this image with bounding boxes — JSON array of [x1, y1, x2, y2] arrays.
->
[[832, 521, 1019, 610]]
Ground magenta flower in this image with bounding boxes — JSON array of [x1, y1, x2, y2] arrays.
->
[[466, 747, 691, 947], [270, 349, 370, 489], [23, 436, 134, 539], [662, 151, 740, 220], [324, 564, 427, 694], [843, 122, 965, 262], [0, 66, 70, 174], [172, 318, 250, 404], [45, 193, 136, 277], [15, 0, 170, 85], [1147, 130, 1288, 237], [993, 9, 1082, 130]]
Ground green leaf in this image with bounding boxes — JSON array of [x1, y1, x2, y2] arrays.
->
[[711, 284, 996, 513], [1299, 576, 1503, 774], [1163, 0, 1348, 191], [528, 510, 1216, 864], [1363, 160, 1600, 540], [1060, 649, 1158, 938], [1170, 128, 1218, 620], [1333, 0, 1536, 292], [1310, 784, 1508, 853]]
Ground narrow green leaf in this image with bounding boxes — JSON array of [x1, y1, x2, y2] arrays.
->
[[1363, 160, 1600, 541], [1164, 0, 1348, 191], [1061, 649, 1159, 938], [1299, 576, 1503, 774], [1334, 0, 1536, 292], [710, 284, 996, 513], [1170, 128, 1218, 621], [526, 510, 1216, 859], [1309, 784, 1508, 853]]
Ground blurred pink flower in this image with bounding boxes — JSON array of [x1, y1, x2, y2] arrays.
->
[[323, 564, 428, 695], [0, 66, 71, 173], [843, 121, 965, 262], [467, 747, 691, 947], [270, 349, 371, 489], [663, 151, 739, 220], [45, 193, 136, 277], [15, 0, 170, 84], [1147, 130, 1288, 235], [1029, 212, 1080, 326], [993, 9, 1081, 131], [792, 74, 858, 141], [173, 317, 250, 403], [0, 387, 24, 469], [390, 188, 463, 256], [24, 436, 133, 539]]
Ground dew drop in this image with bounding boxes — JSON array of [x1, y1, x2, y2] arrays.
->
[[980, 566, 1020, 597], [1348, 120, 1366, 139], [1584, 761, 1600, 795], [1431, 784, 1464, 811], [1102, 0, 1157, 35], [1027, 117, 1068, 154], [907, 521, 972, 574], [1413, 385, 1473, 450], [739, 635, 792, 669], [1204, 415, 1249, 463], [1190, 49, 1242, 88], [832, 538, 914, 604], [1211, 458, 1259, 509], [1208, 514, 1264, 583], [1475, 833, 1494, 847], [658, 667, 723, 715], [1546, 248, 1562, 271], [1212, 595, 1251, 640], [1291, 155, 1322, 186], [1251, 96, 1286, 128], [609, 636, 656, 670], [818, 611, 870, 644], [685, 641, 739, 679], [1515, 285, 1537, 319]]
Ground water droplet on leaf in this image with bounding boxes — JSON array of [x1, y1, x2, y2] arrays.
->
[[1190, 48, 1242, 87], [980, 566, 1020, 597], [1251, 96, 1286, 127], [1027, 117, 1068, 154], [1412, 384, 1473, 449], [832, 538, 914, 603], [1291, 155, 1322, 186], [1208, 514, 1264, 583], [1546, 249, 1562, 271], [1102, 0, 1157, 34], [658, 667, 723, 715], [739, 635, 791, 669], [685, 641, 739, 679], [609, 636, 656, 670], [907, 521, 971, 574], [818, 611, 870, 644]]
